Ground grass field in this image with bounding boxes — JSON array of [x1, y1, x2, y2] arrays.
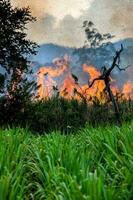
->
[[0, 122, 133, 200]]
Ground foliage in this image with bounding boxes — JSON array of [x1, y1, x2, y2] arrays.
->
[[83, 21, 114, 48], [0, 96, 132, 134], [0, 128, 29, 199], [81, 21, 130, 125], [0, 0, 37, 71], [0, 0, 38, 121], [0, 123, 133, 199], [13, 97, 88, 134]]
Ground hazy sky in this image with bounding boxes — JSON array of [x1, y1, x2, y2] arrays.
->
[[12, 0, 133, 47]]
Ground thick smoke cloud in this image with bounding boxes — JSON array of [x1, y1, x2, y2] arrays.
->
[[28, 14, 86, 47], [89, 0, 133, 39], [11, 0, 92, 19], [11, 0, 133, 47]]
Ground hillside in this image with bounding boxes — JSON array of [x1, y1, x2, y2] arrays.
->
[[32, 38, 133, 68], [31, 38, 133, 88]]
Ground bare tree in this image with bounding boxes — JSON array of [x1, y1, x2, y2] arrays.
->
[[88, 44, 130, 124], [83, 21, 130, 124]]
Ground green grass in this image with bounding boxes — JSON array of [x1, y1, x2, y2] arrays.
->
[[0, 122, 133, 199]]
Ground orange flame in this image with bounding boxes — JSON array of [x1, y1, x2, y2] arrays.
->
[[122, 82, 133, 100], [37, 56, 68, 99], [60, 75, 80, 99], [37, 57, 133, 101], [82, 64, 106, 101]]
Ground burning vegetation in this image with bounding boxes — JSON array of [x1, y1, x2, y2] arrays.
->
[[37, 55, 133, 102]]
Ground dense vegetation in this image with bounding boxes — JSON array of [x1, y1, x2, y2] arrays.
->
[[0, 0, 38, 121], [0, 122, 133, 199], [0, 96, 132, 134]]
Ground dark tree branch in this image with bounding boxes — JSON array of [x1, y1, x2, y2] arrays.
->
[[89, 77, 103, 88], [115, 64, 131, 71], [106, 44, 123, 76], [87, 44, 126, 125]]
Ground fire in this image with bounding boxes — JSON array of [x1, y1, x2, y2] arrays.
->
[[59, 57, 81, 99], [82, 64, 106, 101], [60, 74, 80, 99], [83, 64, 101, 79], [37, 56, 68, 99], [37, 56, 133, 101], [37, 71, 57, 99], [111, 86, 120, 96], [122, 82, 133, 100], [37, 55, 82, 99]]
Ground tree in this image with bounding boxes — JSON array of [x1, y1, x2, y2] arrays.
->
[[83, 21, 114, 48], [83, 21, 129, 124], [0, 0, 38, 122], [89, 45, 123, 124]]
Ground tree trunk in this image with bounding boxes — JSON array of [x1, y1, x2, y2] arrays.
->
[[105, 82, 121, 125]]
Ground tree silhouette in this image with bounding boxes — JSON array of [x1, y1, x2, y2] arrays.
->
[[89, 45, 124, 124], [0, 0, 38, 122], [83, 21, 114, 48], [84, 21, 129, 124]]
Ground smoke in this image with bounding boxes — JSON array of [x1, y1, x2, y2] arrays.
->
[[82, 0, 133, 40], [11, 0, 48, 18], [109, 0, 133, 38], [27, 14, 86, 47], [11, 0, 93, 19], [11, 0, 133, 47]]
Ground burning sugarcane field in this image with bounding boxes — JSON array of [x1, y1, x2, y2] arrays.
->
[[0, 0, 133, 199]]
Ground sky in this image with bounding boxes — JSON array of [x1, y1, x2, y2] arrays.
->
[[11, 0, 133, 47]]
